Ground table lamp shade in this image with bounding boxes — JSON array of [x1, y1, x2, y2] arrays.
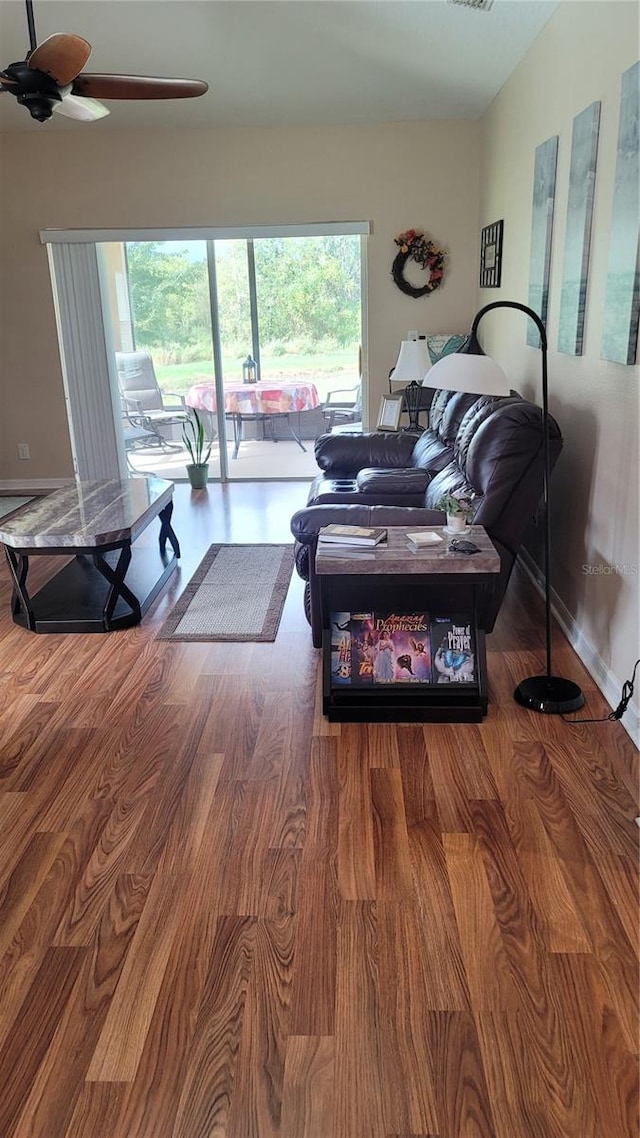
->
[[424, 351, 510, 396], [392, 339, 432, 382]]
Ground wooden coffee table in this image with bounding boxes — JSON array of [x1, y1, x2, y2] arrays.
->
[[0, 477, 180, 633]]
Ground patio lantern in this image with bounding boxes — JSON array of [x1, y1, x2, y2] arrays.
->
[[243, 355, 257, 384]]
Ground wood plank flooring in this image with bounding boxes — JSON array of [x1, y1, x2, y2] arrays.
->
[[0, 481, 638, 1138]]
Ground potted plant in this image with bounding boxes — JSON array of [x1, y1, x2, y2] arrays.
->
[[183, 409, 211, 489], [436, 490, 476, 533]]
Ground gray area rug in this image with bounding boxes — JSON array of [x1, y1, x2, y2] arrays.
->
[[157, 543, 295, 642], [0, 497, 34, 521]]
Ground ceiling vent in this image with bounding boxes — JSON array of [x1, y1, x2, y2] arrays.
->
[[447, 0, 494, 11]]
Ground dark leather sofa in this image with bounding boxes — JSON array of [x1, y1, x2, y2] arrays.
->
[[290, 388, 562, 647]]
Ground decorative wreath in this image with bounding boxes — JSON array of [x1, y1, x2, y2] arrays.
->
[[392, 229, 446, 298]]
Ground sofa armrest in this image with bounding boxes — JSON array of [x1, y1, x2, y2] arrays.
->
[[314, 431, 417, 475], [291, 503, 445, 546]]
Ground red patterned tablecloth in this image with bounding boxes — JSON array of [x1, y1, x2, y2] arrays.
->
[[186, 380, 319, 416]]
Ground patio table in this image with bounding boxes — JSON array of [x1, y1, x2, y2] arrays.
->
[[186, 380, 320, 458]]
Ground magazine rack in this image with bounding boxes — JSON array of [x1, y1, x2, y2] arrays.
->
[[316, 525, 501, 722]]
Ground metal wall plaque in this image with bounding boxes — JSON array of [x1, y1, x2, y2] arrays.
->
[[480, 220, 503, 288]]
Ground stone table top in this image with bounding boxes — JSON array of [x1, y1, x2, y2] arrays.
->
[[316, 525, 501, 576], [0, 477, 174, 550]]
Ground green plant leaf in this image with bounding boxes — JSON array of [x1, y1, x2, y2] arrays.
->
[[182, 407, 210, 465]]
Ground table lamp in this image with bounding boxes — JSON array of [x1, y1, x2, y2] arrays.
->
[[425, 299, 585, 715], [391, 338, 432, 430]]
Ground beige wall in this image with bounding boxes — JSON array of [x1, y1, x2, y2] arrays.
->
[[1, 5, 636, 728], [0, 119, 479, 481], [478, 1, 639, 726]]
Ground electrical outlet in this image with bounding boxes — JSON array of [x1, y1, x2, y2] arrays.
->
[[18, 443, 30, 461]]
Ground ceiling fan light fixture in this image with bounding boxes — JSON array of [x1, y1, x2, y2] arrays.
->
[[3, 0, 209, 124], [52, 92, 110, 121], [17, 88, 60, 120]]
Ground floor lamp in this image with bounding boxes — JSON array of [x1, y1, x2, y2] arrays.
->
[[425, 300, 585, 715]]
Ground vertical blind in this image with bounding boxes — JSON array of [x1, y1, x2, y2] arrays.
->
[[48, 242, 124, 480]]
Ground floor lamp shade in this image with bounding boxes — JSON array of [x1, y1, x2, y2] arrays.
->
[[425, 352, 510, 396], [433, 300, 584, 715]]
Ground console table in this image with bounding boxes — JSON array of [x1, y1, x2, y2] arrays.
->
[[0, 477, 180, 634], [316, 525, 500, 722]]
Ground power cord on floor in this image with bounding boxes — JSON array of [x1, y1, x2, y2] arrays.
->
[[562, 658, 639, 724]]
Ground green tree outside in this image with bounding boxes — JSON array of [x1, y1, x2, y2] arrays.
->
[[125, 236, 361, 392]]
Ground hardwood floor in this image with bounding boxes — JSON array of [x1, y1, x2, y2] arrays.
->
[[0, 481, 638, 1138]]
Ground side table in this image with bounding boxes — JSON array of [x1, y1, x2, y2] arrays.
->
[[316, 525, 501, 722]]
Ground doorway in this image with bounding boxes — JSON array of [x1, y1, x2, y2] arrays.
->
[[101, 229, 365, 481]]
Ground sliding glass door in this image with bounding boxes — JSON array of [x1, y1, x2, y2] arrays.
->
[[46, 224, 367, 483]]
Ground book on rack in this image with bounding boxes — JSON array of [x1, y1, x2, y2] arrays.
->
[[329, 611, 432, 685], [329, 611, 477, 686], [430, 615, 476, 684], [318, 524, 388, 547]]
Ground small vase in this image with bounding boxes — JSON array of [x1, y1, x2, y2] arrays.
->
[[187, 463, 209, 489], [446, 512, 467, 534]]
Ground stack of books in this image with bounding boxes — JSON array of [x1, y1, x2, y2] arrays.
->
[[317, 524, 388, 556]]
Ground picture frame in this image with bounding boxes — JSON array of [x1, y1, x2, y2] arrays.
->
[[376, 393, 403, 432], [480, 219, 504, 288], [602, 60, 639, 365], [558, 101, 600, 356], [527, 136, 559, 347]]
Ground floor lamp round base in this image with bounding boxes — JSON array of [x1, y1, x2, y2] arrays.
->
[[513, 675, 585, 715]]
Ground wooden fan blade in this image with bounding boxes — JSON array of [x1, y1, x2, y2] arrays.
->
[[53, 94, 110, 122], [28, 33, 92, 86], [72, 74, 208, 100], [0, 73, 20, 86]]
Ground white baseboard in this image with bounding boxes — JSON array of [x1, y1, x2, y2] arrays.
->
[[0, 478, 71, 492], [518, 550, 639, 749]]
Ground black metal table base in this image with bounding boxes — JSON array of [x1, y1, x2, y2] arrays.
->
[[227, 411, 307, 458], [4, 505, 180, 634]]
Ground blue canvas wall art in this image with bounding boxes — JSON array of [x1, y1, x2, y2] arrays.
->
[[527, 136, 559, 348], [601, 60, 639, 365], [558, 102, 601, 355]]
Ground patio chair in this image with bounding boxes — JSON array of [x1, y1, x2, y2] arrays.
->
[[116, 350, 188, 448], [322, 382, 362, 432], [120, 398, 161, 471]]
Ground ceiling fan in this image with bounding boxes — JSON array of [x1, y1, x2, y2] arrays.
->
[[0, 0, 208, 123]]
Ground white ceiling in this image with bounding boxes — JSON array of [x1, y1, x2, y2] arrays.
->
[[0, 0, 559, 133]]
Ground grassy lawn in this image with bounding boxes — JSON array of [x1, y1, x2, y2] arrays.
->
[[156, 347, 359, 398]]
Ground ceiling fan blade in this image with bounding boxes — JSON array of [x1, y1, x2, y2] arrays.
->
[[72, 74, 208, 100], [53, 94, 110, 122], [28, 33, 92, 86]]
